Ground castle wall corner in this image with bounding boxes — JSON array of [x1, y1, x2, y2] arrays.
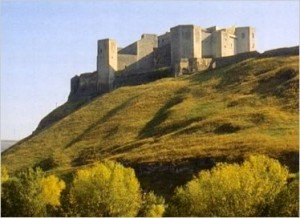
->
[[97, 39, 118, 93]]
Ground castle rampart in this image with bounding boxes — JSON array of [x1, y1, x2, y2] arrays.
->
[[71, 24, 257, 99]]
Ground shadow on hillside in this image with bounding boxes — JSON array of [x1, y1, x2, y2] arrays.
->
[[188, 67, 224, 85], [65, 96, 137, 148], [138, 88, 189, 139], [252, 67, 298, 98]]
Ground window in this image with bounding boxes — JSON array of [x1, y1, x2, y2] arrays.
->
[[252, 33, 254, 38], [241, 33, 245, 39], [252, 44, 255, 48]]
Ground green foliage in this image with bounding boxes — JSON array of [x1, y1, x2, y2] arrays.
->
[[68, 161, 141, 217], [167, 155, 289, 217], [1, 168, 65, 217], [39, 174, 66, 206], [269, 174, 299, 216], [138, 191, 166, 217]]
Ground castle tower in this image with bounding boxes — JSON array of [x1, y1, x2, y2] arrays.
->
[[170, 25, 202, 76], [97, 39, 118, 94], [235, 27, 256, 54]]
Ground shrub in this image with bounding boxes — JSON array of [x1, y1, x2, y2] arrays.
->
[[269, 174, 299, 216], [68, 160, 141, 216], [167, 155, 289, 217], [138, 191, 166, 217], [1, 168, 65, 217], [35, 150, 70, 171]]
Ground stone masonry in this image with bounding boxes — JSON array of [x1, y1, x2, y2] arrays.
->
[[69, 24, 256, 101]]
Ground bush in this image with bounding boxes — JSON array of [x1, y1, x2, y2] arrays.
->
[[138, 191, 166, 217], [68, 160, 141, 216], [1, 168, 65, 217], [34, 150, 70, 171], [269, 174, 299, 216], [167, 155, 289, 217]]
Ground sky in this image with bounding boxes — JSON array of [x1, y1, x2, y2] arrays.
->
[[1, 0, 299, 140]]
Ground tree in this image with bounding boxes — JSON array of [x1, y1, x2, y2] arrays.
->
[[1, 168, 65, 217], [68, 160, 141, 217], [138, 191, 166, 217], [167, 155, 289, 217], [39, 174, 66, 207]]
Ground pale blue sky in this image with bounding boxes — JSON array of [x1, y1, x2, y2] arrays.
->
[[1, 0, 299, 140]]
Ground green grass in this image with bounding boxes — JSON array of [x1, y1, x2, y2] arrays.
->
[[2, 56, 299, 178]]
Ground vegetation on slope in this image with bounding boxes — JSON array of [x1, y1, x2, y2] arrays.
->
[[2, 56, 299, 178], [2, 156, 298, 217], [167, 155, 291, 216], [34, 99, 88, 133]]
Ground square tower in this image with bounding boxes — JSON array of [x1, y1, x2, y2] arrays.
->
[[235, 27, 256, 54], [170, 25, 202, 75], [97, 39, 118, 94]]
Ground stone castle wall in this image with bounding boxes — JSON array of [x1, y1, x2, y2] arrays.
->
[[235, 27, 256, 54], [154, 44, 171, 69], [170, 25, 202, 69], [68, 72, 98, 101], [117, 54, 137, 71], [118, 42, 138, 55], [158, 32, 171, 47], [97, 39, 117, 93], [68, 46, 299, 102], [69, 24, 260, 101]]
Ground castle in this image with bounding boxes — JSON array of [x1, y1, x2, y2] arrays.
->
[[69, 24, 256, 101]]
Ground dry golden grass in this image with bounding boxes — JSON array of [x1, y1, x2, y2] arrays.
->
[[2, 56, 299, 174]]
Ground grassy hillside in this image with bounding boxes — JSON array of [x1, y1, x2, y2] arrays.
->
[[34, 99, 88, 133], [2, 56, 299, 180]]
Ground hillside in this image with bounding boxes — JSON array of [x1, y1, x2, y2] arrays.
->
[[1, 140, 18, 152], [2, 55, 299, 194]]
